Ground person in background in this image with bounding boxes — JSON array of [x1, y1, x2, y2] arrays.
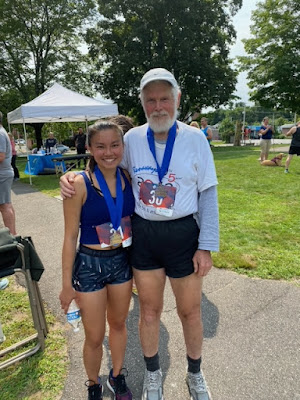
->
[[110, 115, 134, 135], [110, 115, 138, 296], [8, 132, 19, 180], [259, 116, 274, 162], [60, 68, 219, 400], [0, 111, 16, 235], [59, 120, 134, 400], [200, 117, 213, 146], [45, 132, 57, 154], [74, 127, 87, 168], [190, 121, 200, 129], [284, 120, 300, 173]]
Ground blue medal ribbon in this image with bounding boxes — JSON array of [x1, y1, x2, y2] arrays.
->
[[94, 166, 123, 231], [147, 121, 177, 183]]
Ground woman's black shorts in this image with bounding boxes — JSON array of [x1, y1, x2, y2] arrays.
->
[[72, 245, 132, 292]]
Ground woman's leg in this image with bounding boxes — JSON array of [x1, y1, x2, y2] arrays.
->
[[76, 289, 107, 383], [11, 155, 19, 179], [107, 280, 132, 376]]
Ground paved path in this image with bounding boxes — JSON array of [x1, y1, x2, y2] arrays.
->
[[2, 181, 300, 400]]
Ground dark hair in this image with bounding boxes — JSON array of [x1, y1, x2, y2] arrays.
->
[[109, 115, 134, 134], [87, 120, 123, 172]]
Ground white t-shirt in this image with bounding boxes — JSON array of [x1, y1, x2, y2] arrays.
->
[[0, 125, 13, 178], [122, 120, 218, 221]]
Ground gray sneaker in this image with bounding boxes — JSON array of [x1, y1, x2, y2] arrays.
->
[[186, 370, 210, 400], [141, 369, 164, 400]]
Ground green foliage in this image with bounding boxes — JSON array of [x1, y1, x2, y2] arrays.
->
[[238, 0, 300, 112], [0, 0, 96, 144], [86, 0, 242, 122], [0, 0, 96, 97], [218, 117, 235, 143]]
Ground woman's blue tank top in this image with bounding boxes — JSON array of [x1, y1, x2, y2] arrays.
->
[[79, 169, 135, 244]]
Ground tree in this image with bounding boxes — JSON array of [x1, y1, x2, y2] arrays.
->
[[239, 0, 300, 113], [218, 116, 235, 143], [86, 0, 242, 123], [0, 0, 96, 147]]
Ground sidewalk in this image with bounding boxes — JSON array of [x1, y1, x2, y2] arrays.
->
[[3, 180, 300, 399]]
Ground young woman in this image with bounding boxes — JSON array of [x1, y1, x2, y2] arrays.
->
[[59, 120, 135, 400]]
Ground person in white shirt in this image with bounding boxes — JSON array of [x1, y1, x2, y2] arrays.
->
[[0, 111, 16, 235], [60, 68, 219, 400]]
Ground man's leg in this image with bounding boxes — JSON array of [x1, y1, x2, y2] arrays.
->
[[134, 268, 166, 400], [134, 268, 166, 357], [0, 203, 16, 235], [170, 273, 203, 360], [76, 148, 81, 168], [285, 154, 293, 172], [170, 274, 210, 400]]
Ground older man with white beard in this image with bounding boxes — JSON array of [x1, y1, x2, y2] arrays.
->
[[60, 68, 219, 400]]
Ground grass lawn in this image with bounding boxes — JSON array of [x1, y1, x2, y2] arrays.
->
[[1, 158, 68, 398], [0, 278, 68, 400], [15, 148, 300, 282], [213, 145, 300, 282]]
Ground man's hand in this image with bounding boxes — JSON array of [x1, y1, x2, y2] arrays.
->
[[60, 172, 77, 199], [192, 249, 213, 277]]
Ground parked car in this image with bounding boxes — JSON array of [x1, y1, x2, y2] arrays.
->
[[56, 144, 70, 154], [15, 139, 26, 145]]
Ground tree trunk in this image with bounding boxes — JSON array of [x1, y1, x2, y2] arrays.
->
[[234, 121, 242, 146], [30, 123, 44, 149]]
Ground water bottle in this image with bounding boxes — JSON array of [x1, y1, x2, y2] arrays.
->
[[0, 321, 5, 343], [66, 300, 81, 332]]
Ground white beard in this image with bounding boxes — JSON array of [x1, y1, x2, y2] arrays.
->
[[147, 110, 177, 133]]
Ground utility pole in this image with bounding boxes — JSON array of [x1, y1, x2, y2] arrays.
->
[[242, 106, 246, 144]]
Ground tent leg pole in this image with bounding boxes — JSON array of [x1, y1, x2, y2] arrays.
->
[[23, 120, 32, 185]]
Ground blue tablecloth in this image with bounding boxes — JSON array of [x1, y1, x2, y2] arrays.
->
[[25, 154, 65, 175]]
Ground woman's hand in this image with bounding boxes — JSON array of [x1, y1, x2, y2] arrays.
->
[[59, 286, 76, 314]]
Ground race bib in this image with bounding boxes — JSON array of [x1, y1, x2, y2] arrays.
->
[[95, 216, 132, 248], [139, 181, 176, 217]]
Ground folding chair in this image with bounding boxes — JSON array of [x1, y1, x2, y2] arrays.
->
[[0, 228, 48, 370]]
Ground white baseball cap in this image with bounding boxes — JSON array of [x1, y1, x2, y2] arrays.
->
[[140, 68, 178, 91]]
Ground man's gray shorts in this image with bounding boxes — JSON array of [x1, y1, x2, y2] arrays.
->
[[0, 176, 14, 204]]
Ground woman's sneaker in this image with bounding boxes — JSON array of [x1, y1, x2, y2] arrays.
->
[[107, 368, 132, 400], [85, 378, 103, 400]]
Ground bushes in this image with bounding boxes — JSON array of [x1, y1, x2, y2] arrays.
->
[[218, 117, 235, 143]]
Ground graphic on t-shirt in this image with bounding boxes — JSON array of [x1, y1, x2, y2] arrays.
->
[[95, 215, 132, 248], [139, 181, 176, 209]]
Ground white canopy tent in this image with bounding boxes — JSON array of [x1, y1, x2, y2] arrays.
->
[[7, 83, 119, 183]]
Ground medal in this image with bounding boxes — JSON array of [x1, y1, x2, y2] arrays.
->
[[110, 230, 122, 246], [147, 121, 177, 183], [155, 184, 167, 198], [94, 165, 123, 230]]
